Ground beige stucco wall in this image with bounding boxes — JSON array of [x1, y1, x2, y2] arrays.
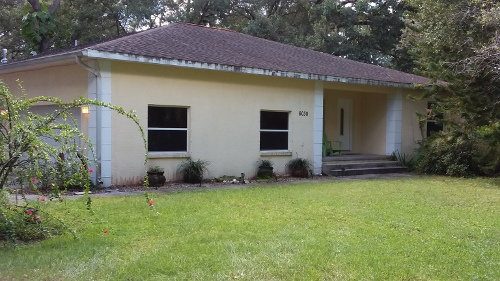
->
[[0, 62, 89, 142], [0, 63, 87, 102], [323, 88, 387, 155], [110, 61, 316, 185], [401, 90, 429, 156]]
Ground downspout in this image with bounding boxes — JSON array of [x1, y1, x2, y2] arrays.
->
[[76, 55, 103, 185]]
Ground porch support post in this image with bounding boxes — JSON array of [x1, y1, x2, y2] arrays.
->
[[313, 81, 324, 174], [386, 89, 403, 155]]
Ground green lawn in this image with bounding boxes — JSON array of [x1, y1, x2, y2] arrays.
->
[[2, 176, 500, 280]]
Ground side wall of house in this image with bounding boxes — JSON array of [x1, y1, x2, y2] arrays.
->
[[0, 63, 88, 102], [0, 63, 89, 140], [401, 91, 429, 156], [110, 61, 316, 185]]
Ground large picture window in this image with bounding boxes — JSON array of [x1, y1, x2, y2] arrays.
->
[[148, 106, 188, 152], [260, 111, 289, 151]]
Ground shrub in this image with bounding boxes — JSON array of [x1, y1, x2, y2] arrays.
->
[[257, 159, 274, 179], [286, 158, 312, 178], [0, 205, 67, 243], [416, 131, 479, 177], [391, 150, 417, 172], [177, 158, 210, 183]]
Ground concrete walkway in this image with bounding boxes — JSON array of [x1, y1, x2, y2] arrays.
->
[[9, 173, 412, 203]]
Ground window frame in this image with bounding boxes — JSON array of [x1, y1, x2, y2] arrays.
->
[[147, 105, 189, 153], [426, 102, 444, 137], [259, 110, 290, 151]]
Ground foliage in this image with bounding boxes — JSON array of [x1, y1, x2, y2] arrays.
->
[[256, 159, 274, 179], [258, 159, 273, 168], [0, 81, 147, 243], [19, 0, 59, 53], [0, 188, 9, 207], [390, 150, 417, 172], [177, 158, 210, 184], [402, 0, 500, 176], [415, 125, 500, 177], [147, 166, 164, 173], [1, 201, 68, 243], [286, 157, 311, 176], [1, 0, 414, 70]]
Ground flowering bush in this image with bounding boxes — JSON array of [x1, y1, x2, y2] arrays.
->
[[0, 81, 148, 243]]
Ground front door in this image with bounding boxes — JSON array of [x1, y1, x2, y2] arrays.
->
[[338, 98, 352, 151]]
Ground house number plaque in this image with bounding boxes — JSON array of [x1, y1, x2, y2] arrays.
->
[[299, 111, 309, 116]]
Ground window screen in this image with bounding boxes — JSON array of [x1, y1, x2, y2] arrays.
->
[[148, 106, 188, 152], [260, 111, 288, 151]]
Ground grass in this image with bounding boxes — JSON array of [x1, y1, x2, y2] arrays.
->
[[2, 176, 500, 280]]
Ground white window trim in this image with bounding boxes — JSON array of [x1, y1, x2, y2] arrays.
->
[[147, 106, 189, 153], [260, 110, 290, 152]]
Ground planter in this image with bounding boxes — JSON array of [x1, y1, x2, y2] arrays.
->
[[257, 166, 274, 178], [183, 171, 203, 184], [147, 172, 166, 187], [291, 169, 309, 178]]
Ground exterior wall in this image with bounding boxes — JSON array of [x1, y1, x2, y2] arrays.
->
[[0, 63, 89, 145], [323, 88, 387, 155], [401, 90, 429, 156], [0, 63, 87, 102], [110, 61, 316, 185]]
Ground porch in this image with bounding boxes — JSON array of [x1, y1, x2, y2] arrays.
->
[[322, 153, 408, 176]]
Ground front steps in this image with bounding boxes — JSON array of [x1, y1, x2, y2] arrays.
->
[[322, 154, 408, 177]]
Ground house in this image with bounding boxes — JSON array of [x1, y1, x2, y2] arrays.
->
[[0, 23, 431, 186]]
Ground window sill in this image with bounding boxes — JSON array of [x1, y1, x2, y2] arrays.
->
[[148, 152, 190, 159], [260, 151, 293, 156]]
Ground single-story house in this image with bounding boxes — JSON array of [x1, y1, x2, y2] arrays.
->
[[0, 23, 432, 186]]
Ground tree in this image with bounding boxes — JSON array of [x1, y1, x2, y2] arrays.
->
[[0, 0, 27, 59], [20, 0, 62, 53], [402, 0, 500, 176]]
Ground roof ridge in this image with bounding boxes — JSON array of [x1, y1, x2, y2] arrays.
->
[[178, 22, 236, 33]]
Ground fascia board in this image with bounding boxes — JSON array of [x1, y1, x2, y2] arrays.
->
[[0, 51, 83, 74], [82, 49, 421, 89]]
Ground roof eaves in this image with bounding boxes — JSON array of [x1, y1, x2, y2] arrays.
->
[[83, 49, 420, 89], [0, 50, 83, 74]]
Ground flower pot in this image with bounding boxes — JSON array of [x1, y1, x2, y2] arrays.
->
[[257, 166, 274, 178], [147, 172, 166, 187], [183, 171, 203, 184], [291, 169, 309, 178]]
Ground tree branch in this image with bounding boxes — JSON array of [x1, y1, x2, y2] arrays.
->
[[49, 0, 61, 14]]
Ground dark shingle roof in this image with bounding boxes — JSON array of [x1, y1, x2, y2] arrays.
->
[[4, 23, 430, 85]]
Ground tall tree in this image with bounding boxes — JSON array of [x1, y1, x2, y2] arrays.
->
[[20, 0, 62, 53], [402, 0, 500, 176], [173, 0, 413, 70]]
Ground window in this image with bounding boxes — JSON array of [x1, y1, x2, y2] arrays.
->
[[148, 106, 188, 152], [426, 102, 443, 137], [260, 111, 289, 151]]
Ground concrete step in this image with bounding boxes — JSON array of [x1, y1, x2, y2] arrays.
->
[[328, 166, 409, 177], [323, 160, 402, 171], [323, 154, 391, 162]]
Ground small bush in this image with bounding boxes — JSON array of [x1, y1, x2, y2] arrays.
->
[[391, 150, 417, 171], [0, 189, 9, 207], [177, 158, 210, 183], [257, 159, 274, 179], [286, 158, 312, 178], [0, 205, 67, 243]]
